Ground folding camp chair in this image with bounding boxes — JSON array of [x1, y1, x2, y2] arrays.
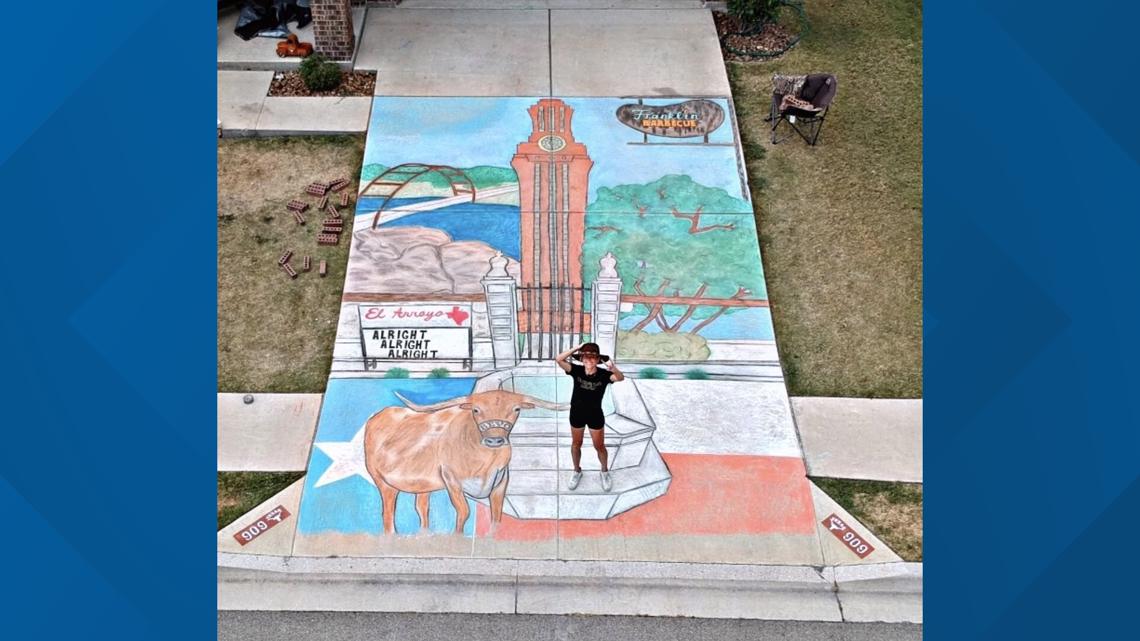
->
[[767, 73, 838, 146]]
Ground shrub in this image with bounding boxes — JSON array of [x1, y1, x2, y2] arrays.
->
[[638, 367, 667, 380], [428, 368, 450, 379], [383, 368, 410, 379], [727, 0, 784, 26], [299, 54, 342, 92], [684, 369, 711, 380]]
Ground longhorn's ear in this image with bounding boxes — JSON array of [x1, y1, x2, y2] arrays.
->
[[460, 403, 474, 410], [519, 402, 536, 409]]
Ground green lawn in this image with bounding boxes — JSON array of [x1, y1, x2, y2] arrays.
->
[[217, 136, 362, 393], [217, 471, 306, 530], [729, 0, 923, 398], [813, 477, 923, 561]]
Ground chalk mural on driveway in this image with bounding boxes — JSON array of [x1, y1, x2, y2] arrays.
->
[[281, 97, 872, 565]]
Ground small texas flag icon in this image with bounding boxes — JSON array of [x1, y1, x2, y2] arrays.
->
[[445, 306, 469, 326]]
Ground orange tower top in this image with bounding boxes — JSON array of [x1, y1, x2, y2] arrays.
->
[[515, 99, 590, 159]]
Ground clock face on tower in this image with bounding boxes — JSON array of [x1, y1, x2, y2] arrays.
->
[[537, 135, 566, 152]]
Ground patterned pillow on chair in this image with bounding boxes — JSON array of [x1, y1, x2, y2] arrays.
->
[[772, 73, 807, 97]]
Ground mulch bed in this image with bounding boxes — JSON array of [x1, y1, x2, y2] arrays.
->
[[268, 70, 376, 97], [714, 12, 798, 62]]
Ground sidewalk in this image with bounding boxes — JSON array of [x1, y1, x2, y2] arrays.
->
[[217, 71, 372, 136], [794, 397, 922, 483], [217, 3, 921, 623], [218, 392, 922, 483]]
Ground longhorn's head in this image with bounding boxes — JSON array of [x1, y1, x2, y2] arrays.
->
[[394, 390, 569, 449]]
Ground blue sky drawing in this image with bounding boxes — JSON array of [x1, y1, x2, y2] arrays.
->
[[364, 97, 746, 204]]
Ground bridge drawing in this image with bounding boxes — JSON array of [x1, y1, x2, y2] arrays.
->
[[356, 184, 519, 227], [359, 163, 519, 228]]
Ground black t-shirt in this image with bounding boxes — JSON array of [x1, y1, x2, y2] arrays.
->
[[566, 363, 611, 410]]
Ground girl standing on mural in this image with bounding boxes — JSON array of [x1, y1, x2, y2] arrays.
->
[[555, 342, 625, 492]]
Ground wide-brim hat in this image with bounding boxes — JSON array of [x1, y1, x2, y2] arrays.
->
[[573, 343, 610, 363]]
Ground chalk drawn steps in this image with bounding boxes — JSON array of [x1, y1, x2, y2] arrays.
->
[[467, 369, 671, 520], [491, 443, 671, 522], [556, 442, 672, 520], [554, 435, 652, 473]]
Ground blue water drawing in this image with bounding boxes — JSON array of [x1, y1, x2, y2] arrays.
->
[[358, 197, 522, 261]]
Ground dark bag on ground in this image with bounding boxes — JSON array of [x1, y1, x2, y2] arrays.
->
[[234, 1, 293, 40]]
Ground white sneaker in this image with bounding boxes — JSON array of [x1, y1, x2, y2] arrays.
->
[[569, 470, 583, 491], [601, 471, 613, 492]]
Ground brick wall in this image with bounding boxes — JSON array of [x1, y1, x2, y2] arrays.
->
[[311, 0, 355, 61]]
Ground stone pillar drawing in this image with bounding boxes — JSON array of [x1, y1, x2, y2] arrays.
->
[[591, 252, 622, 359], [482, 252, 519, 368]]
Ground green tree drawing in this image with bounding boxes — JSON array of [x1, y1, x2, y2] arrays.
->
[[582, 175, 765, 334]]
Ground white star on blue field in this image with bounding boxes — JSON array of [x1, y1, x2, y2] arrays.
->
[[298, 378, 480, 536]]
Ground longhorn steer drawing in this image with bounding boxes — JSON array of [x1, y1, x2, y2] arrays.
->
[[363, 390, 568, 534]]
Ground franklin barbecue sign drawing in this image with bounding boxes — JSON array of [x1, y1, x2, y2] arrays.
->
[[358, 303, 473, 363], [615, 99, 725, 140]]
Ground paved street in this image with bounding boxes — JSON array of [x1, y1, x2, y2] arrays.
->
[[218, 611, 923, 641]]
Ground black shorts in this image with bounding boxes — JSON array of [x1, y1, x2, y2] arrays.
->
[[569, 406, 605, 430]]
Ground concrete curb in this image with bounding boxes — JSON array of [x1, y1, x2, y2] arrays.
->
[[827, 563, 924, 623], [217, 59, 359, 73], [219, 127, 368, 137], [218, 553, 921, 622]]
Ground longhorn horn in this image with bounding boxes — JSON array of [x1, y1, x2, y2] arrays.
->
[[519, 394, 571, 411], [394, 391, 469, 412]]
